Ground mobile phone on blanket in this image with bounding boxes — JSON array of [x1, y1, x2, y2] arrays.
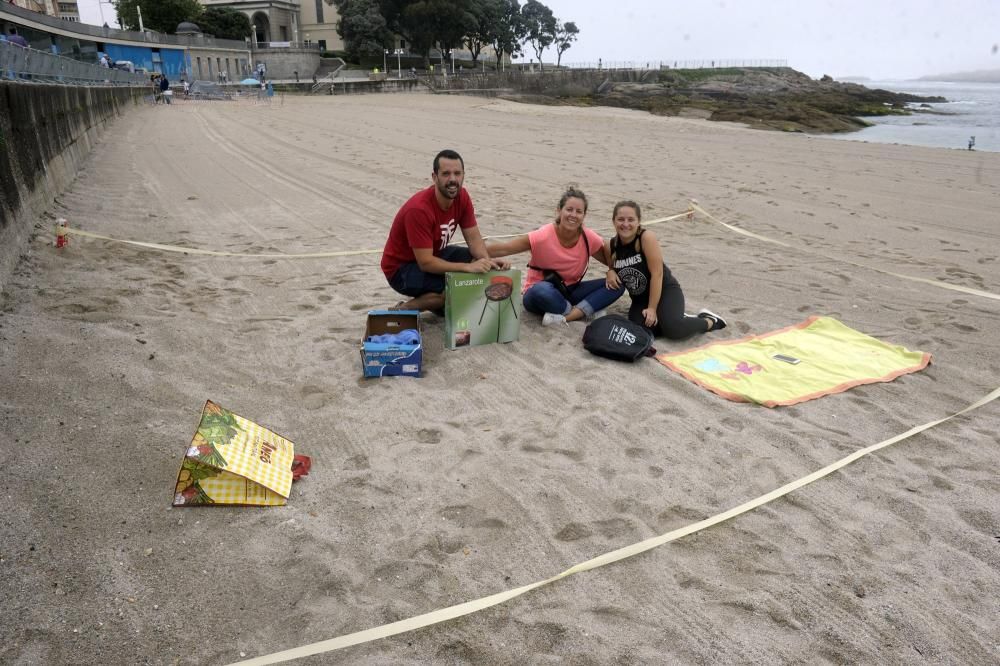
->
[[772, 354, 801, 364]]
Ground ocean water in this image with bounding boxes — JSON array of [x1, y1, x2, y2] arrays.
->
[[824, 80, 1000, 153]]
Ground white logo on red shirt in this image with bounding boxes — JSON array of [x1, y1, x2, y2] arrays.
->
[[439, 219, 457, 250]]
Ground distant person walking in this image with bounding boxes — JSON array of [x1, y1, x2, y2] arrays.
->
[[159, 75, 171, 105], [7, 28, 28, 48], [968, 136, 976, 150]]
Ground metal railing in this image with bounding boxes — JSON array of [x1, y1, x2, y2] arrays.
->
[[1, 41, 148, 85], [559, 59, 788, 71], [255, 42, 321, 50], [310, 57, 346, 94], [1, 3, 248, 50]]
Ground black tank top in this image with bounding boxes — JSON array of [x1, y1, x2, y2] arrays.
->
[[611, 229, 673, 297]]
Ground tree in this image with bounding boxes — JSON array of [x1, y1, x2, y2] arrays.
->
[[489, 0, 525, 70], [463, 0, 496, 65], [553, 20, 578, 67], [395, 0, 474, 69], [396, 2, 437, 65], [197, 7, 252, 41], [432, 0, 477, 58], [334, 0, 392, 60], [112, 0, 203, 33], [520, 0, 556, 70]]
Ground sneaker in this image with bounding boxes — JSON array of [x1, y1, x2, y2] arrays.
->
[[697, 308, 727, 331], [542, 312, 568, 327], [590, 309, 608, 320]]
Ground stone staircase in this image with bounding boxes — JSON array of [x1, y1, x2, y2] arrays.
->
[[310, 57, 346, 94]]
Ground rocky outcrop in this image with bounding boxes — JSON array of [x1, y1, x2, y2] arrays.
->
[[500, 67, 947, 134]]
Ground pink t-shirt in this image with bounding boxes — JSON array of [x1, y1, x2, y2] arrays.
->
[[524, 224, 605, 291]]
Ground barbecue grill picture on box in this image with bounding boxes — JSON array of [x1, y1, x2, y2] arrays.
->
[[444, 270, 521, 349]]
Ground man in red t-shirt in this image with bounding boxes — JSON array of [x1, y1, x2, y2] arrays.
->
[[382, 149, 508, 313]]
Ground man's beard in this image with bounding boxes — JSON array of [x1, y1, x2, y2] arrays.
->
[[438, 182, 460, 199]]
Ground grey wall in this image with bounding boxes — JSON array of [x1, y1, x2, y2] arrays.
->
[[0, 82, 141, 291], [253, 48, 320, 79], [188, 47, 252, 81]]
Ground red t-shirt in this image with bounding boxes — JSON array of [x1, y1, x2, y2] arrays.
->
[[381, 186, 477, 279]]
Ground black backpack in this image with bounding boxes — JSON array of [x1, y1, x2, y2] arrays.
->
[[582, 315, 656, 362]]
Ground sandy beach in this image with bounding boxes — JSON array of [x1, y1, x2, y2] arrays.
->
[[2, 92, 998, 664]]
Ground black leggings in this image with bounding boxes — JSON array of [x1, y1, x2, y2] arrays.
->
[[628, 276, 707, 340]]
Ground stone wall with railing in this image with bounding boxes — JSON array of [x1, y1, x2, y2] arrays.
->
[[0, 81, 143, 289], [1, 41, 147, 85], [1, 2, 248, 51]]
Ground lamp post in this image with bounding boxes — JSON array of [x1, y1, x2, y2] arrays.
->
[[383, 49, 387, 75], [394, 48, 403, 79], [96, 0, 118, 27]]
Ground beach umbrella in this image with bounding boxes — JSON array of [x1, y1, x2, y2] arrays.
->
[[240, 78, 260, 85]]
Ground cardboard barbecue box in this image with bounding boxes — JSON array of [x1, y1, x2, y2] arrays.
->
[[444, 270, 521, 350], [361, 310, 422, 377]]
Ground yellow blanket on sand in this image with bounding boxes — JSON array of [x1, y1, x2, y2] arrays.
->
[[656, 316, 931, 407]]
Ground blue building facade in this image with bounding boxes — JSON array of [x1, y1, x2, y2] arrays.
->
[[1, 4, 241, 81], [101, 44, 190, 77]]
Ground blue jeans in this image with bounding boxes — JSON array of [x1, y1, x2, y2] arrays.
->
[[388, 246, 473, 297], [523, 279, 625, 318]]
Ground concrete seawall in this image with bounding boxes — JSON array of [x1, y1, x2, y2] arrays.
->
[[0, 82, 142, 290]]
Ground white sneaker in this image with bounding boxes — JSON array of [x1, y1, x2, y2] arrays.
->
[[591, 309, 608, 320], [542, 312, 568, 327], [697, 308, 728, 331]]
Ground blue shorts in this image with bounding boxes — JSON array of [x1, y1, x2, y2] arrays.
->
[[388, 246, 473, 297]]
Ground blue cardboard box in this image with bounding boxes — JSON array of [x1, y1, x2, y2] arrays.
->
[[361, 310, 422, 378]]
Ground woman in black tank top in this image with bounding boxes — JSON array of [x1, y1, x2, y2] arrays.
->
[[604, 201, 728, 339]]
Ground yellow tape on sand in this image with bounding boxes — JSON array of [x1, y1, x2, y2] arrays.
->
[[61, 210, 694, 259], [63, 202, 997, 302], [64, 228, 384, 258], [230, 385, 1000, 666], [689, 202, 1000, 302], [65, 205, 997, 303]]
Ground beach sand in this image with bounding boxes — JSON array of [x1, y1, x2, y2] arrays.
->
[[1, 93, 998, 664]]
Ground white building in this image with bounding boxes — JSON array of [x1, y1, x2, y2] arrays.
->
[[198, 0, 344, 51], [11, 0, 79, 22]]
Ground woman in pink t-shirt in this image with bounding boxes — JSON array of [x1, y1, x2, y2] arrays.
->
[[488, 187, 625, 325]]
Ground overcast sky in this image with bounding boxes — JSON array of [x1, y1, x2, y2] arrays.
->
[[541, 0, 1000, 79], [78, 0, 118, 29], [78, 0, 999, 80]]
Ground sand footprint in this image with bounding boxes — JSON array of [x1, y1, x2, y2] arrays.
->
[[343, 453, 369, 470], [300, 385, 328, 410], [555, 522, 592, 541], [416, 428, 442, 444]]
